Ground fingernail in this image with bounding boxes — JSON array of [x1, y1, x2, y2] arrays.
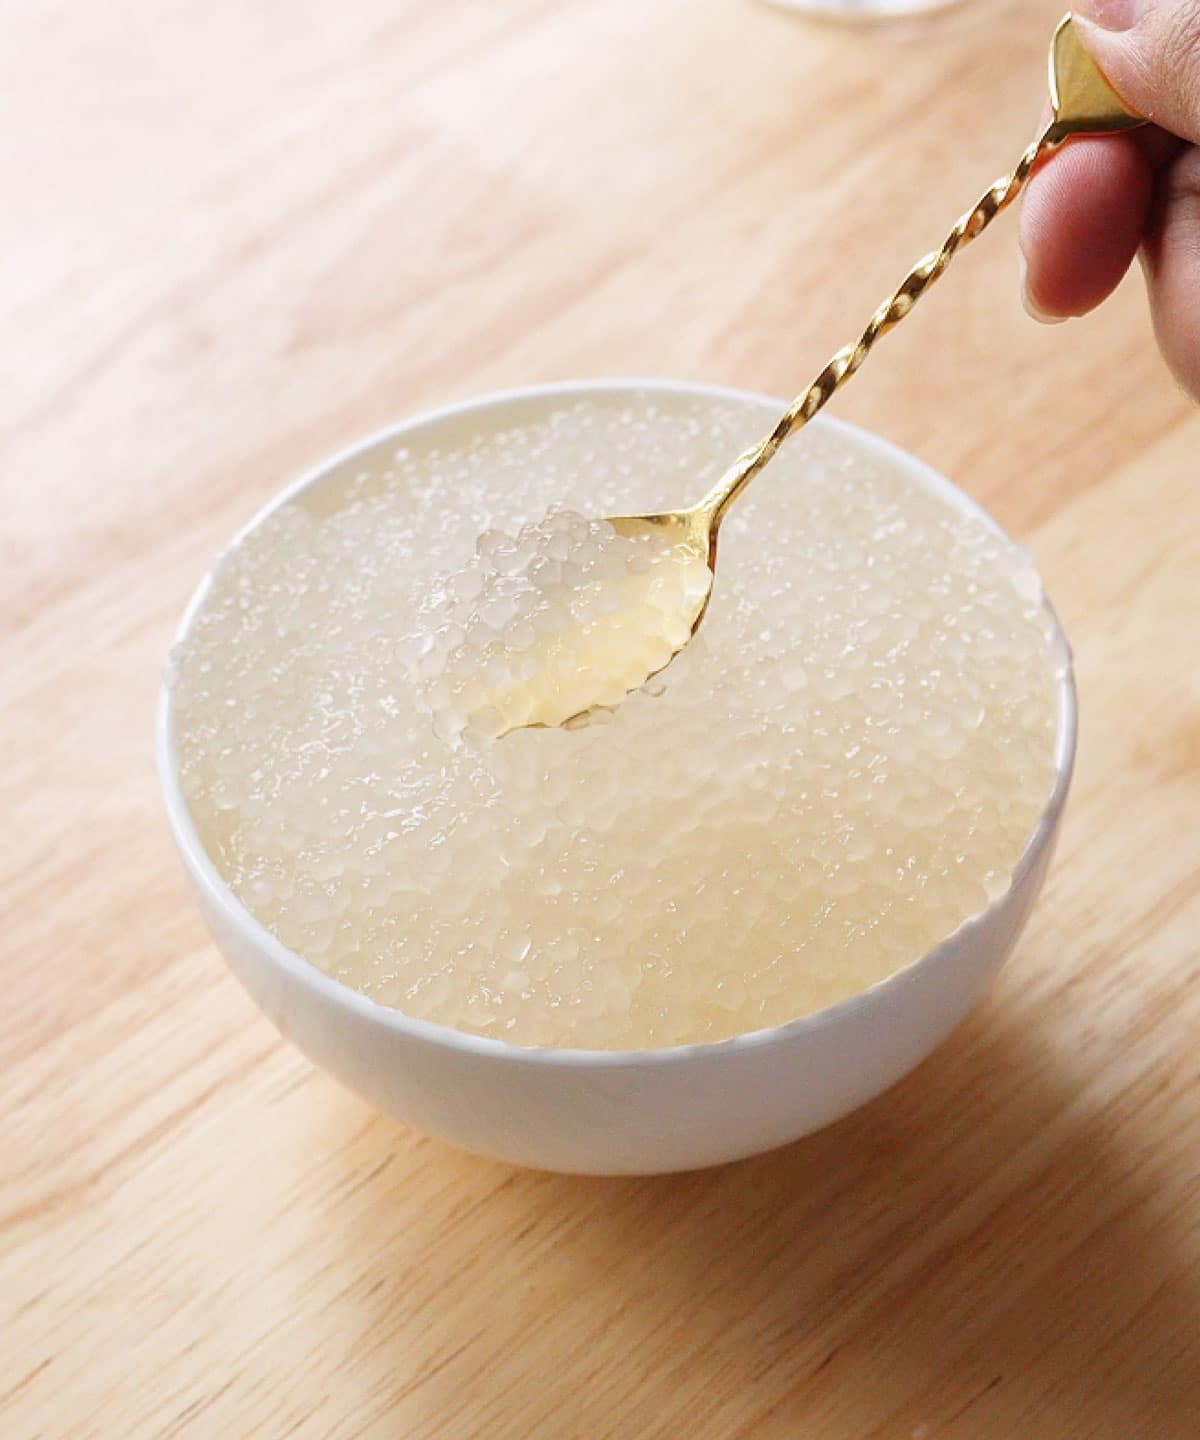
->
[[1073, 0, 1139, 33], [1019, 257, 1068, 325]]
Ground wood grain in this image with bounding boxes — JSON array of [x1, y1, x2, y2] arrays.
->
[[3, 1, 1198, 1436]]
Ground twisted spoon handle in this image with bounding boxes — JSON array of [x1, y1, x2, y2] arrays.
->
[[703, 129, 1054, 525]]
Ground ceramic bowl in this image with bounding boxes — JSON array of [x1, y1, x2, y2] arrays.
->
[[158, 379, 1076, 1174]]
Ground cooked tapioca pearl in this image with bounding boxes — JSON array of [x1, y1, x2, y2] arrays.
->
[[415, 511, 711, 739], [171, 395, 1059, 1050]]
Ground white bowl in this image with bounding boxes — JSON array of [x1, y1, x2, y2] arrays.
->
[[158, 380, 1076, 1175]]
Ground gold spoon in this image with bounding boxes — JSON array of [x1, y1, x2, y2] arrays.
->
[[603, 13, 1142, 675]]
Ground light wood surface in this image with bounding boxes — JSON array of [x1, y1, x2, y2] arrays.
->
[[4, 2, 1199, 1436]]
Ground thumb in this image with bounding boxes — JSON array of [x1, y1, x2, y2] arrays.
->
[[1075, 0, 1200, 399], [1074, 0, 1200, 143]]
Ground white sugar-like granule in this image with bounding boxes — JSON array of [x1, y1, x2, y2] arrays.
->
[[414, 509, 712, 739], [170, 393, 1061, 1050]]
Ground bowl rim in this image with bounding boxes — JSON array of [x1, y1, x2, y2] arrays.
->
[[157, 376, 1077, 1069]]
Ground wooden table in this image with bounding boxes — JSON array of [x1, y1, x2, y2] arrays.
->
[[5, 2, 1199, 1436]]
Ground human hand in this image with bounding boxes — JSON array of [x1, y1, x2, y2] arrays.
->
[[1019, 0, 1200, 398]]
